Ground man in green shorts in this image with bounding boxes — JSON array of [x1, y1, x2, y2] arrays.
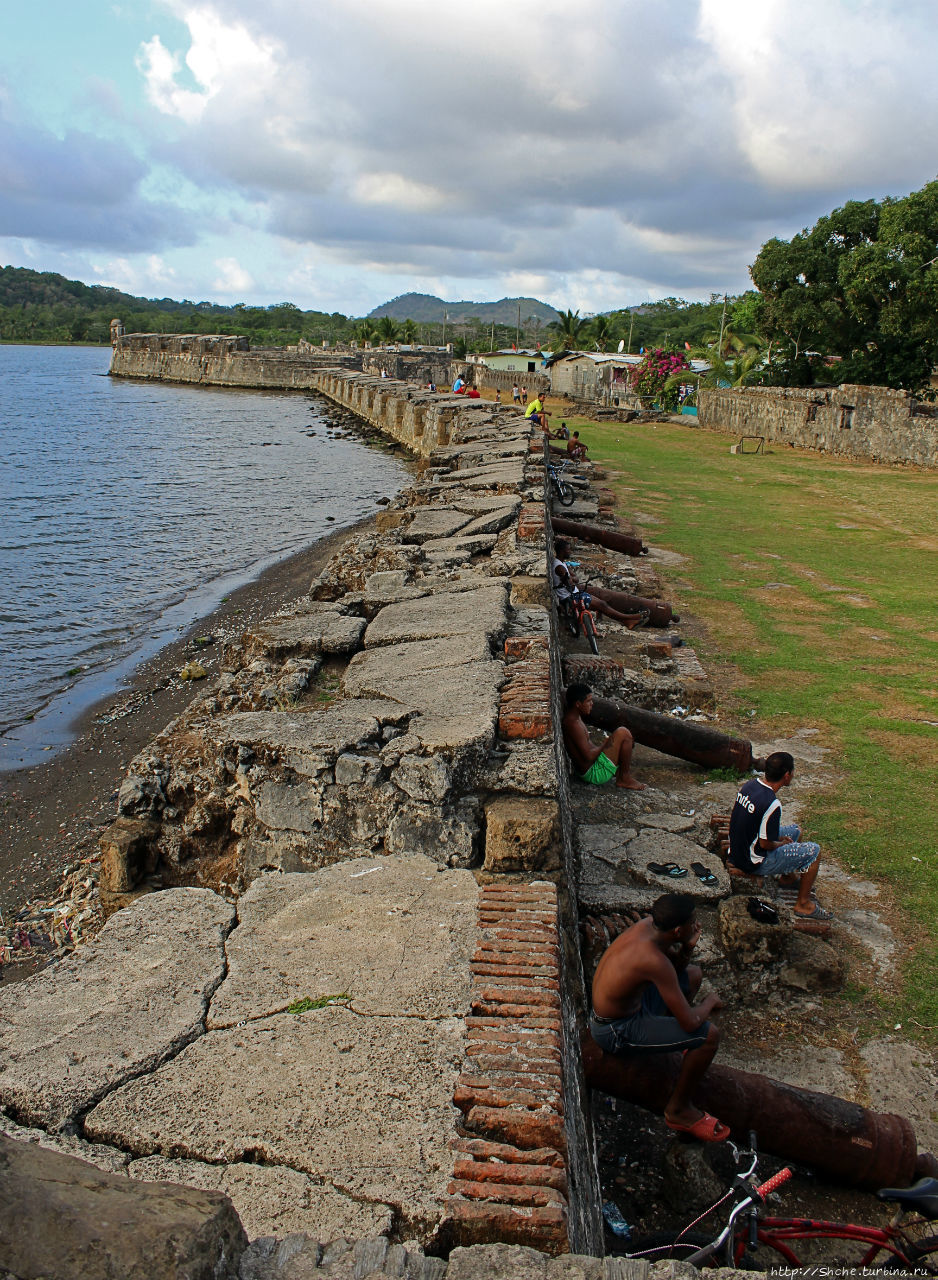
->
[[562, 683, 644, 791]]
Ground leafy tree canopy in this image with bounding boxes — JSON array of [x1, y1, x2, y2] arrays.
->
[[750, 179, 938, 391]]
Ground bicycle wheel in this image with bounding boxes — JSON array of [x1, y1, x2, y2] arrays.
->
[[879, 1235, 938, 1274], [557, 481, 575, 506], [560, 599, 580, 637], [582, 610, 600, 656], [624, 1232, 758, 1270]]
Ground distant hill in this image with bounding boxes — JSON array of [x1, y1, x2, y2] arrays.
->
[[367, 293, 559, 325]]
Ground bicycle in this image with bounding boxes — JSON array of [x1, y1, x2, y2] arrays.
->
[[546, 458, 576, 506], [623, 1132, 938, 1272], [558, 584, 600, 656]]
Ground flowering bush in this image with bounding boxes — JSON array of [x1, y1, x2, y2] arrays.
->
[[628, 349, 690, 411]]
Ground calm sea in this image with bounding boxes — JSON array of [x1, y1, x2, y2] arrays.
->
[[0, 345, 408, 769]]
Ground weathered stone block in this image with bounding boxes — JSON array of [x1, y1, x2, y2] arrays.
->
[[780, 932, 844, 992], [99, 816, 161, 892], [396, 753, 452, 803], [254, 781, 324, 833], [387, 804, 479, 867], [484, 798, 562, 874], [0, 1134, 247, 1280], [334, 752, 382, 788], [718, 894, 790, 966]]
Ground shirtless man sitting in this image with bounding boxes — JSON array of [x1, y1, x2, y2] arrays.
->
[[590, 894, 728, 1142], [562, 683, 644, 791]]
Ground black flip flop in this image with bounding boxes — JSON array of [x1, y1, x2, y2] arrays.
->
[[691, 861, 718, 886], [647, 862, 687, 878]]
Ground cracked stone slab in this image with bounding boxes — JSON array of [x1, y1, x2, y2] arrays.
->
[[636, 812, 697, 834], [209, 855, 477, 1027], [860, 1040, 938, 1155], [837, 908, 896, 977], [0, 1117, 130, 1175], [343, 637, 502, 755], [577, 826, 727, 903], [401, 508, 473, 544], [363, 583, 507, 648], [128, 1155, 392, 1242], [213, 700, 406, 774], [241, 606, 366, 662], [84, 1006, 464, 1243], [718, 1044, 855, 1099], [419, 534, 499, 557], [0, 889, 234, 1131]]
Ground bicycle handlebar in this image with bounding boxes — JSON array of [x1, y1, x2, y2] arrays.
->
[[756, 1168, 793, 1198]]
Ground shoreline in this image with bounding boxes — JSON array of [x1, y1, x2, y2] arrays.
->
[[0, 518, 371, 924]]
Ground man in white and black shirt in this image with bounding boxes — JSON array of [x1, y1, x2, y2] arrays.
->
[[729, 751, 831, 921]]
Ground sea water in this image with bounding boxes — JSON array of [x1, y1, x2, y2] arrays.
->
[[0, 345, 408, 768]]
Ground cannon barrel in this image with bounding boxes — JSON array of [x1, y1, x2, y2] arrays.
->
[[583, 1034, 937, 1190], [587, 696, 757, 772], [552, 516, 646, 559]]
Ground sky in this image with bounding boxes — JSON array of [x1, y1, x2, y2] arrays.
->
[[2, 0, 938, 317]]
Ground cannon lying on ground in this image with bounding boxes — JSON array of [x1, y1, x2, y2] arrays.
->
[[586, 695, 761, 773], [552, 516, 647, 559], [583, 1034, 938, 1191]]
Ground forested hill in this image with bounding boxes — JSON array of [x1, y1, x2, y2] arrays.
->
[[367, 292, 557, 325], [0, 265, 348, 346]]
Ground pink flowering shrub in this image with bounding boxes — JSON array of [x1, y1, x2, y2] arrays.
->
[[628, 349, 690, 411]]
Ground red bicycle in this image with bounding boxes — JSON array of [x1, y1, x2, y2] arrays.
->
[[624, 1133, 938, 1272], [559, 584, 600, 656]]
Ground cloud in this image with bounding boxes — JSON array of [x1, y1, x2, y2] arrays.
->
[[9, 0, 938, 310], [0, 109, 193, 251], [213, 256, 253, 293]]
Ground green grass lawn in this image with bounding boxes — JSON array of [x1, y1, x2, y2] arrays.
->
[[577, 415, 938, 1036]]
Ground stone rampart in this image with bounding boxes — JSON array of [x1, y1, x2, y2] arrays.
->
[[698, 382, 938, 467], [110, 333, 363, 386]]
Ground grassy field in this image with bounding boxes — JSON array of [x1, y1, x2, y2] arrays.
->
[[573, 414, 938, 1036]]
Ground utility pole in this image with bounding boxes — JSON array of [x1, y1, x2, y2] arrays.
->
[[627, 311, 634, 354], [516, 302, 521, 349], [717, 293, 728, 356], [491, 319, 495, 350], [442, 311, 447, 347]]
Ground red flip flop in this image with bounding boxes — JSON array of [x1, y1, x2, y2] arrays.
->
[[665, 1112, 730, 1143]]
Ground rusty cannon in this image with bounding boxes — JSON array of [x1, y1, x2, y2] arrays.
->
[[552, 516, 647, 559], [586, 695, 760, 773], [583, 1034, 938, 1190]]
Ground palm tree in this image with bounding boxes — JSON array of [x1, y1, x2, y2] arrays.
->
[[549, 308, 587, 351], [376, 315, 399, 344], [590, 314, 613, 352], [354, 320, 376, 345], [668, 339, 766, 404], [401, 318, 418, 344]]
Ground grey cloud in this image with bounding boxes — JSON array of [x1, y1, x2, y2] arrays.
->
[[0, 114, 193, 250]]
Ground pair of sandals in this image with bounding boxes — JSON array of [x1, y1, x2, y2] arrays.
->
[[647, 861, 718, 886]]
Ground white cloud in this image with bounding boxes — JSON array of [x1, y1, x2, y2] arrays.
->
[[213, 256, 253, 293], [9, 0, 938, 311]]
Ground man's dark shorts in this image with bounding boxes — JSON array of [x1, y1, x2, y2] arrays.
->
[[589, 972, 710, 1055]]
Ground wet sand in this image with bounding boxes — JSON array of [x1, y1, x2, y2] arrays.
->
[[0, 520, 369, 923]]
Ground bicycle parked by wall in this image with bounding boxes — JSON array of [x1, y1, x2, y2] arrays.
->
[[622, 1132, 938, 1272], [559, 585, 600, 656], [546, 458, 576, 506]]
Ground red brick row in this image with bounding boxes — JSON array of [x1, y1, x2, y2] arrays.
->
[[516, 503, 546, 543], [445, 884, 569, 1253]]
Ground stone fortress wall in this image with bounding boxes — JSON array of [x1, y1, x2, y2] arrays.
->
[[698, 382, 938, 467]]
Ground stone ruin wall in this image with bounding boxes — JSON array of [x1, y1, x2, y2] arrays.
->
[[698, 382, 938, 467], [91, 374, 606, 1255]]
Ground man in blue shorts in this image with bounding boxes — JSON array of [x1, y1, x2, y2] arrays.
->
[[562, 683, 644, 790], [728, 751, 831, 921], [590, 894, 728, 1142]]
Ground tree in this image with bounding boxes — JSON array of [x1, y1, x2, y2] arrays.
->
[[401, 318, 418, 344], [750, 180, 938, 391], [376, 315, 399, 344], [590, 314, 614, 352], [549, 308, 587, 351]]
